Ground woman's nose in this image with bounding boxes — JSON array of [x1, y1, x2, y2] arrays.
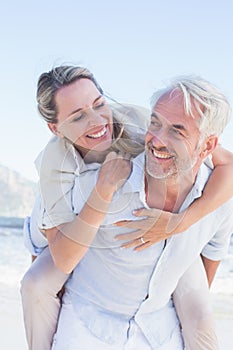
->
[[87, 108, 105, 126]]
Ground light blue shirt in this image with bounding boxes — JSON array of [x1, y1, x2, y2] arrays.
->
[[24, 151, 233, 348], [64, 152, 233, 348]]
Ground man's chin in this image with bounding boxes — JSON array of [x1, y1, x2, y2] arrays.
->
[[146, 165, 171, 180]]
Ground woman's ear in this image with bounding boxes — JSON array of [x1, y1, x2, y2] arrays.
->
[[47, 123, 64, 138], [200, 135, 218, 159]]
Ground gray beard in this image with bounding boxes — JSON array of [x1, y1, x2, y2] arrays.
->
[[145, 149, 199, 180]]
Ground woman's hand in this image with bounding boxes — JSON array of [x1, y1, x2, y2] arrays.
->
[[114, 208, 186, 251], [96, 151, 132, 201]]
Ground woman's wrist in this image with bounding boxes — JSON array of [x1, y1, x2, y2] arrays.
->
[[93, 183, 115, 204], [173, 205, 201, 234], [168, 211, 190, 235]]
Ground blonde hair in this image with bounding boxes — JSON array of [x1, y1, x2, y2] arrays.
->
[[37, 65, 144, 158], [110, 115, 144, 156]]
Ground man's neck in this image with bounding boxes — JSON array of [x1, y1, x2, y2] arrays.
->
[[145, 170, 197, 213]]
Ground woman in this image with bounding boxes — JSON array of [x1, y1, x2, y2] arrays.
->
[[21, 65, 233, 349]]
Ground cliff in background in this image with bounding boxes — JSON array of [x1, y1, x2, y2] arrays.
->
[[0, 164, 38, 218]]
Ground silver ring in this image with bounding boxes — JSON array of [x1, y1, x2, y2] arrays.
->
[[140, 237, 145, 244]]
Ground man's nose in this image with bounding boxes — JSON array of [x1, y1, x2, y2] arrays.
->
[[149, 129, 168, 148]]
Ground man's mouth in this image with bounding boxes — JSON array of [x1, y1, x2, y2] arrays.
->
[[151, 148, 173, 159], [87, 126, 107, 139]]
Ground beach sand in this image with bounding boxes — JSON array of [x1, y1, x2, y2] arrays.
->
[[212, 293, 233, 349], [0, 286, 27, 349], [0, 284, 232, 350]]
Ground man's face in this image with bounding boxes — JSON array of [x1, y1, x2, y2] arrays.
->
[[145, 90, 203, 180], [49, 78, 113, 155]]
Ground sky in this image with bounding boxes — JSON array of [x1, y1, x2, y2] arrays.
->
[[1, 0, 233, 181]]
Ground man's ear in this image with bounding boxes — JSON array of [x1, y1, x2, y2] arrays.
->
[[200, 135, 218, 159], [47, 123, 64, 138]]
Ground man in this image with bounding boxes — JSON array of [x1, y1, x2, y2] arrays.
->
[[22, 75, 233, 350], [49, 76, 233, 349]]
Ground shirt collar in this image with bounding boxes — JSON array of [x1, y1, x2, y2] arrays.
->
[[179, 163, 212, 212], [66, 141, 102, 175], [121, 152, 145, 194], [121, 153, 212, 212]]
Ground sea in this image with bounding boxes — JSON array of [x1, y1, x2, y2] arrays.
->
[[0, 224, 30, 305], [0, 219, 233, 302]]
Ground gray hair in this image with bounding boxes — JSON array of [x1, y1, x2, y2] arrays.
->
[[37, 65, 103, 124], [150, 76, 231, 138]]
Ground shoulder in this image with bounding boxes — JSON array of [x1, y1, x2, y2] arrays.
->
[[35, 136, 79, 177]]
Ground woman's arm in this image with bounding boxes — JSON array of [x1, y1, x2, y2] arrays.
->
[[115, 145, 233, 250], [178, 145, 233, 231], [46, 152, 131, 273], [201, 255, 220, 287]]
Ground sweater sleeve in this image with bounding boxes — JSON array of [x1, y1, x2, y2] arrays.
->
[[35, 137, 77, 229]]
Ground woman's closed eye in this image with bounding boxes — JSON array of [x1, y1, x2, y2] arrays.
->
[[71, 113, 85, 122], [93, 102, 106, 111], [93, 97, 107, 110]]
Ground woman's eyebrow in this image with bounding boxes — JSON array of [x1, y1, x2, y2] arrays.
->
[[93, 95, 103, 104]]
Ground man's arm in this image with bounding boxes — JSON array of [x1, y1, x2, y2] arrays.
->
[[200, 255, 220, 287]]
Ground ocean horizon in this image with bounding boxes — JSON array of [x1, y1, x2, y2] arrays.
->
[[0, 218, 232, 296]]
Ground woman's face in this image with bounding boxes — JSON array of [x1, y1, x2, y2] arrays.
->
[[49, 78, 113, 156]]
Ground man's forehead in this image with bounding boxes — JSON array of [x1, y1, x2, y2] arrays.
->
[[153, 88, 202, 122], [155, 89, 184, 107]]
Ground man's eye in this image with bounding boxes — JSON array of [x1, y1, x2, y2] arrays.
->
[[150, 121, 160, 128], [172, 128, 183, 137]]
